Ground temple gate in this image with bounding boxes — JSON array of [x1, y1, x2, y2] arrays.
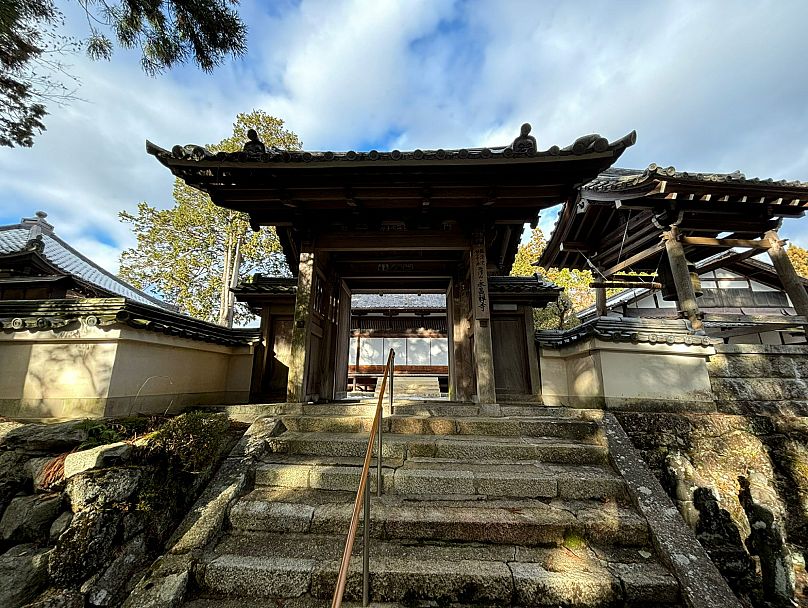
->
[[148, 125, 635, 404]]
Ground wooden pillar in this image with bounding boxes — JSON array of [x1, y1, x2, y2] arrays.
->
[[766, 230, 808, 336], [447, 280, 457, 401], [595, 287, 607, 317], [333, 281, 352, 399], [249, 306, 270, 402], [523, 305, 542, 397], [449, 279, 473, 401], [663, 227, 703, 331], [471, 233, 497, 404], [287, 249, 315, 403]]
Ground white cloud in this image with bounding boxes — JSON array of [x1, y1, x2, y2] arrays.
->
[[1, 0, 807, 279]]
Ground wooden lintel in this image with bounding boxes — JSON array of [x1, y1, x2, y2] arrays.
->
[[560, 241, 591, 253], [602, 242, 665, 277], [316, 232, 471, 251], [590, 282, 662, 289], [680, 236, 772, 249]]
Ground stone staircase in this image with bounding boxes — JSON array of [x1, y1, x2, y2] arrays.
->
[[374, 377, 442, 399], [184, 402, 684, 607]]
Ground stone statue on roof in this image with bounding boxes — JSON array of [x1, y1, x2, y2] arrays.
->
[[243, 129, 266, 156], [511, 123, 537, 154]]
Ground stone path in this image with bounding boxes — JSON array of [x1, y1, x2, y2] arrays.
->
[[184, 402, 686, 607]]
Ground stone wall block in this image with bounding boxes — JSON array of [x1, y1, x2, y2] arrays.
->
[[85, 534, 150, 607], [0, 544, 51, 607], [711, 378, 807, 403], [49, 508, 121, 586], [50, 511, 73, 542], [0, 493, 62, 542], [66, 468, 141, 511], [63, 442, 133, 479], [0, 421, 88, 454]]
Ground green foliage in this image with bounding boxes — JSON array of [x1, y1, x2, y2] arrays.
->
[[0, 0, 79, 147], [1, 0, 246, 147], [75, 416, 166, 449], [146, 410, 230, 472], [119, 110, 301, 325], [511, 228, 595, 329]]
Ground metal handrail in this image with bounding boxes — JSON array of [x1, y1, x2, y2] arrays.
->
[[332, 349, 395, 608]]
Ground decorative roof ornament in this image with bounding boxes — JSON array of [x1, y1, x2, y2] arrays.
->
[[243, 129, 266, 157], [510, 123, 537, 154]]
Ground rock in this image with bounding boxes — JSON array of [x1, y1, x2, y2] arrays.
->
[[122, 569, 189, 608], [63, 443, 132, 479], [84, 534, 149, 607], [25, 457, 57, 491], [0, 420, 27, 445], [66, 468, 141, 511], [739, 471, 796, 605], [0, 493, 62, 542], [0, 450, 29, 518], [0, 543, 51, 608], [23, 588, 84, 608], [49, 512, 73, 542], [49, 508, 121, 586], [0, 422, 88, 454]]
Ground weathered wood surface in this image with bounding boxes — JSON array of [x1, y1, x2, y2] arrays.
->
[[766, 230, 808, 336], [664, 227, 704, 331]]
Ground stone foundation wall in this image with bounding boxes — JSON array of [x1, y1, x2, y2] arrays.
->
[[707, 343, 808, 416], [616, 410, 808, 606]]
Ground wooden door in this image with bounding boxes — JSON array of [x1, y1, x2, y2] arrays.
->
[[491, 315, 530, 394]]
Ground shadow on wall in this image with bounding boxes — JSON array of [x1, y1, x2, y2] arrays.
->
[[616, 409, 808, 608], [23, 331, 115, 418]]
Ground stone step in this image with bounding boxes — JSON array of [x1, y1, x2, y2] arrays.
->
[[197, 533, 680, 605], [255, 457, 625, 500], [228, 490, 649, 547], [185, 599, 404, 608], [300, 402, 597, 418], [280, 415, 603, 443], [267, 432, 609, 465], [376, 376, 442, 398]]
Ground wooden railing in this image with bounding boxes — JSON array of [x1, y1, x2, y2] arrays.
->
[[331, 349, 395, 608]]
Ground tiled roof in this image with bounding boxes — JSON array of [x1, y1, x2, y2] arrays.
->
[[585, 164, 808, 193], [537, 316, 715, 348], [488, 275, 561, 293], [0, 298, 258, 345], [0, 219, 175, 311], [232, 275, 297, 296], [148, 130, 637, 166]]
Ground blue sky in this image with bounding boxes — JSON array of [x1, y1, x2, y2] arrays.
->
[[1, 0, 808, 274]]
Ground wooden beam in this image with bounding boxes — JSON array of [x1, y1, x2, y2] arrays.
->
[[663, 227, 703, 331], [560, 241, 591, 253], [616, 198, 807, 218], [595, 287, 607, 316], [766, 229, 808, 336], [602, 242, 665, 277], [590, 282, 663, 289], [316, 232, 470, 251], [680, 236, 772, 249]]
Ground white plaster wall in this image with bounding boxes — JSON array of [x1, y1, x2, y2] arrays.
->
[[0, 324, 252, 419], [540, 338, 716, 410]]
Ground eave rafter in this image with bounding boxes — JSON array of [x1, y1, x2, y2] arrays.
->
[[541, 163, 808, 272]]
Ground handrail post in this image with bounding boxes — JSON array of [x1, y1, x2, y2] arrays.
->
[[363, 469, 370, 607], [332, 349, 394, 608]]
